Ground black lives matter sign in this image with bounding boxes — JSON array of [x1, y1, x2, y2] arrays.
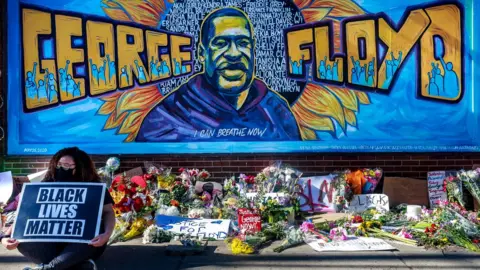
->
[[12, 183, 105, 243]]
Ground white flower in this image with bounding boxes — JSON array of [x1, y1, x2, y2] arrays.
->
[[166, 206, 180, 216], [285, 168, 295, 175]]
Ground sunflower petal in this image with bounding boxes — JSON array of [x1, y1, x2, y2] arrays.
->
[[309, 0, 365, 17], [344, 108, 357, 127], [294, 0, 314, 9], [292, 103, 336, 133], [118, 111, 145, 135], [301, 8, 332, 23], [326, 85, 359, 112], [299, 126, 318, 140], [355, 91, 371, 105], [102, 0, 166, 27], [104, 111, 128, 130], [97, 100, 117, 115], [294, 83, 346, 131]]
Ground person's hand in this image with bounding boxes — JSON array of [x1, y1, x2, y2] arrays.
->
[[2, 238, 19, 250], [90, 233, 110, 247]]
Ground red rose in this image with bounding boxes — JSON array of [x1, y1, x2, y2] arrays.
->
[[245, 176, 255, 184], [473, 239, 479, 244], [118, 184, 126, 192], [133, 197, 144, 212], [108, 188, 113, 193], [352, 216, 363, 223], [179, 168, 185, 173], [200, 172, 209, 178], [190, 170, 197, 176]]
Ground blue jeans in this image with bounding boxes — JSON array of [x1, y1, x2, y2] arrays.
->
[[17, 242, 106, 269]]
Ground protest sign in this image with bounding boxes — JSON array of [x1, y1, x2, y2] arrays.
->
[[245, 192, 287, 202], [0, 171, 13, 204], [156, 215, 231, 240], [12, 183, 105, 243], [306, 237, 395, 252], [427, 171, 456, 208], [238, 208, 261, 239], [348, 194, 390, 213], [296, 175, 336, 212]]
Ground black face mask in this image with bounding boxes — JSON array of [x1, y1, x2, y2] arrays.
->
[[54, 168, 76, 182]]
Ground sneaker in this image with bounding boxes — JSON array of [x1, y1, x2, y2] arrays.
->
[[75, 259, 97, 270]]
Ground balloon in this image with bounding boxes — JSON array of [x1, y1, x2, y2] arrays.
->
[[131, 175, 147, 188], [106, 157, 120, 172]]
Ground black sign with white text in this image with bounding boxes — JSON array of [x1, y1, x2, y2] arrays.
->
[[12, 183, 105, 243]]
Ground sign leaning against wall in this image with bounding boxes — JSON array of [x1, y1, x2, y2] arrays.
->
[[5, 0, 480, 155]]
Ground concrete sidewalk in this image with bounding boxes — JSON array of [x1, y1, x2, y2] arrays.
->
[[1, 238, 479, 270]]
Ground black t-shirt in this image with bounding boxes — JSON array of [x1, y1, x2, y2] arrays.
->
[[103, 188, 114, 205], [100, 189, 114, 234]]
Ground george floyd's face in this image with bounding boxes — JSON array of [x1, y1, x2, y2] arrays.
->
[[200, 16, 254, 94]]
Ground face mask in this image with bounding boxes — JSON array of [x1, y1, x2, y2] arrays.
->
[[54, 168, 75, 182]]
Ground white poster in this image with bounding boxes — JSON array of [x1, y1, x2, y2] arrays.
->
[[348, 194, 390, 213], [427, 171, 447, 208], [297, 175, 335, 212], [156, 215, 231, 240], [0, 171, 13, 204], [306, 237, 396, 252]]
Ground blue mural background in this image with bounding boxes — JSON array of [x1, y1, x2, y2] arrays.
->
[[6, 0, 480, 154]]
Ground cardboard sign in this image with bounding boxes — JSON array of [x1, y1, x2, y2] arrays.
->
[[296, 175, 336, 212], [156, 215, 231, 240], [306, 236, 395, 252], [348, 194, 390, 213], [12, 183, 105, 243], [0, 171, 13, 204], [427, 171, 456, 208], [238, 208, 261, 237], [383, 177, 428, 207]]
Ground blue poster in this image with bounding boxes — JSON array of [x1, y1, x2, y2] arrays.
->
[[12, 183, 105, 243], [5, 0, 480, 154]]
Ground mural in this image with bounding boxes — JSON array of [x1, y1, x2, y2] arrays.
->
[[5, 0, 480, 155]]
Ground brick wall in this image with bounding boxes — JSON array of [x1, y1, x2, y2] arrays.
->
[[3, 154, 480, 181], [1, 6, 479, 181]]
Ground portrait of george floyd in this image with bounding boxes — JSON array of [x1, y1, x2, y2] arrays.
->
[[135, 8, 301, 142]]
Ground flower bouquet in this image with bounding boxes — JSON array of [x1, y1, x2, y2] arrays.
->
[[362, 168, 383, 194], [457, 169, 480, 205], [142, 224, 173, 244], [107, 173, 157, 244], [444, 175, 465, 207], [273, 226, 305, 253], [225, 237, 255, 254]]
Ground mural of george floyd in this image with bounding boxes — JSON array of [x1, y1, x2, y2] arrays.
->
[[2, 0, 480, 180]]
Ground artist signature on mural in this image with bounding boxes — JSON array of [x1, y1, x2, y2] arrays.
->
[[23, 148, 48, 153]]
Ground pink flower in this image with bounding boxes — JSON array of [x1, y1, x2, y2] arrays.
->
[[300, 221, 315, 233], [399, 229, 413, 239]]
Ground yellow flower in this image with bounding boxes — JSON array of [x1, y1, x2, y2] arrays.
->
[[229, 238, 254, 254]]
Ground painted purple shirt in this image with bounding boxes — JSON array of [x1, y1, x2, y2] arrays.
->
[[135, 74, 301, 142]]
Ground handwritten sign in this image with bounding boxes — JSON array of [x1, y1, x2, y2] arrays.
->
[[156, 215, 231, 240], [348, 194, 390, 213], [427, 171, 456, 208], [296, 175, 336, 213], [245, 193, 287, 202], [12, 183, 105, 243], [238, 208, 261, 239], [306, 237, 395, 252]]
